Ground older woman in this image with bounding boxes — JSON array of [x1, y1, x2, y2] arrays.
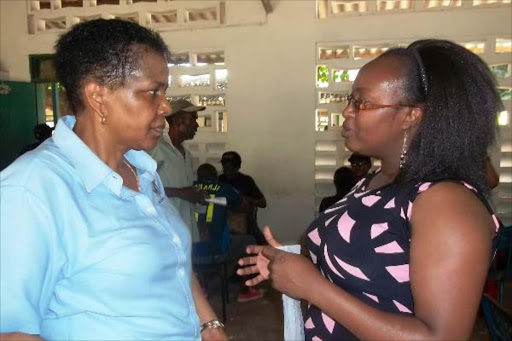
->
[[0, 19, 226, 341], [239, 39, 503, 340]]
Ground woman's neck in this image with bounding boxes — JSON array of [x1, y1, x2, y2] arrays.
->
[[367, 158, 400, 191], [73, 114, 127, 172]]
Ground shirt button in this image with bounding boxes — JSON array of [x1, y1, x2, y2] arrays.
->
[[178, 268, 185, 276], [172, 235, 180, 244]]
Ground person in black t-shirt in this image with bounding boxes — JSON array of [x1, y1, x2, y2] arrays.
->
[[218, 151, 267, 245]]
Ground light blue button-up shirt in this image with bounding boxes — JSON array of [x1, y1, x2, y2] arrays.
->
[[0, 116, 200, 340]]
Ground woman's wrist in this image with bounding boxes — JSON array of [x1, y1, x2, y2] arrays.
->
[[304, 270, 331, 305], [200, 319, 225, 333]]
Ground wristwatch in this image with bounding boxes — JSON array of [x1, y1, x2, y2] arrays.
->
[[200, 319, 225, 333]]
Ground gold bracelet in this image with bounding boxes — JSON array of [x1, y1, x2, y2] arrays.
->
[[200, 319, 224, 333]]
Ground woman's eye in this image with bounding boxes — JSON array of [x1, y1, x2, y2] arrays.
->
[[360, 101, 372, 109], [148, 89, 158, 96]]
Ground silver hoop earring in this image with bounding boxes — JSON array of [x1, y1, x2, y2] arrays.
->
[[399, 131, 408, 170]]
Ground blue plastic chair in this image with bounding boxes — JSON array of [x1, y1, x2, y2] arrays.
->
[[192, 226, 231, 322], [488, 226, 512, 304], [481, 294, 512, 341]]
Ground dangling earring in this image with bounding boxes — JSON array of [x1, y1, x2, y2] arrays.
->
[[399, 131, 408, 170], [100, 115, 106, 125]]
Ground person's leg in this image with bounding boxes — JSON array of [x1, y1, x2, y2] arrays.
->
[[227, 234, 265, 302], [227, 234, 256, 276]]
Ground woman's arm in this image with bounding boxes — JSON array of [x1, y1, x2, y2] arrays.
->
[[0, 333, 44, 341], [1, 187, 58, 337], [242, 183, 494, 340], [165, 187, 208, 204], [191, 274, 228, 341]]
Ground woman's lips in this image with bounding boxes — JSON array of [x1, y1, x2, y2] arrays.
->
[[152, 126, 165, 135], [342, 126, 353, 138]]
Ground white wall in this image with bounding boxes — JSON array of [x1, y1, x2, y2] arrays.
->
[[1, 1, 511, 242]]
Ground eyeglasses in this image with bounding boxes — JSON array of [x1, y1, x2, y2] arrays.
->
[[345, 95, 412, 113]]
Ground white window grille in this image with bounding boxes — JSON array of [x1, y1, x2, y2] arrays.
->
[[167, 50, 228, 134], [317, 0, 509, 19], [26, 0, 229, 34]]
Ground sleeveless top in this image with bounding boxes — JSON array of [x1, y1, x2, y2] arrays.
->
[[304, 170, 502, 340]]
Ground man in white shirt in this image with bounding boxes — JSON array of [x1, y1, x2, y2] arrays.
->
[[149, 99, 208, 241]]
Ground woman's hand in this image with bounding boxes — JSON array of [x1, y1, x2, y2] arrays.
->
[[260, 247, 322, 300], [236, 226, 282, 286], [201, 327, 228, 341], [237, 226, 322, 300]]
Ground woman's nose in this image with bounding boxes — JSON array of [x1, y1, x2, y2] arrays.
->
[[342, 102, 355, 118], [161, 98, 171, 116]]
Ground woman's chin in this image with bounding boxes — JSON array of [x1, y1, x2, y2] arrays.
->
[[130, 139, 158, 152], [144, 141, 159, 151], [343, 139, 356, 152]]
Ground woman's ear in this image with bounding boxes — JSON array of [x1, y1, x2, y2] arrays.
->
[[83, 81, 108, 117], [402, 106, 423, 130]]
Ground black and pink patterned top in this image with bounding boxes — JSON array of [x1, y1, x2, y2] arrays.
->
[[304, 170, 501, 340]]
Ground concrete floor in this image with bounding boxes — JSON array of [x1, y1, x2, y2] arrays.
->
[[206, 281, 283, 340], [204, 278, 512, 341]]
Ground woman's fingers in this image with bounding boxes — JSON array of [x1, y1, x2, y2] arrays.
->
[[238, 256, 259, 267], [261, 245, 281, 260], [244, 274, 266, 287], [236, 265, 259, 276], [245, 244, 264, 255], [263, 226, 282, 247]]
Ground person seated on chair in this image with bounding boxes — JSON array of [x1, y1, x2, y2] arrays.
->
[[319, 166, 356, 214], [219, 151, 267, 245], [348, 152, 372, 183], [481, 294, 512, 339], [194, 163, 264, 303], [18, 123, 53, 157], [194, 163, 244, 256]]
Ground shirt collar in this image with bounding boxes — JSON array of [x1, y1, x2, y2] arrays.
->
[[161, 136, 181, 154], [53, 116, 157, 193]]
